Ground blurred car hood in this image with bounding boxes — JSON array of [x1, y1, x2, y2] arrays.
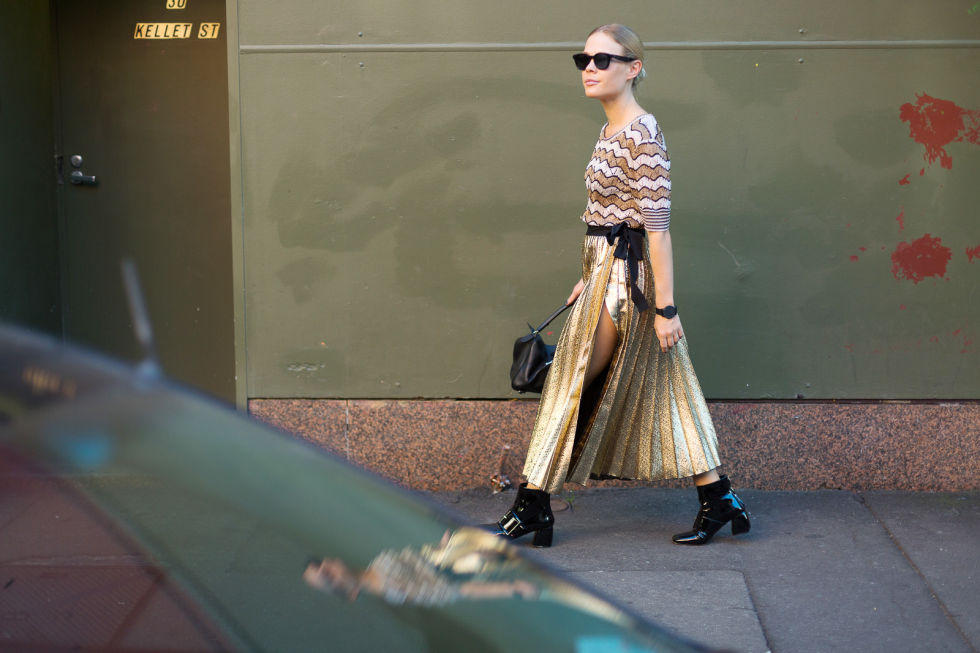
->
[[0, 325, 712, 652]]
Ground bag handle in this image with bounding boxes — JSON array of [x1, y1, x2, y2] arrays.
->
[[531, 302, 572, 334]]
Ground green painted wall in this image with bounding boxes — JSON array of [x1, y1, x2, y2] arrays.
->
[[0, 2, 60, 335], [235, 2, 980, 399]]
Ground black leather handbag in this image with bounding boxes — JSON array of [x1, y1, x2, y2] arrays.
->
[[510, 303, 572, 393]]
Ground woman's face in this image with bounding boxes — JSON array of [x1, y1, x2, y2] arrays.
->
[[580, 31, 641, 101]]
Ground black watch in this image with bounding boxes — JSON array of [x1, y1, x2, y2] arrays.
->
[[655, 305, 677, 319]]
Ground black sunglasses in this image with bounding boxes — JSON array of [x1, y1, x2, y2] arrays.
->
[[572, 52, 637, 71]]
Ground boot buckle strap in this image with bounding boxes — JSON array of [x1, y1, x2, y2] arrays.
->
[[498, 511, 525, 536], [693, 513, 725, 529]]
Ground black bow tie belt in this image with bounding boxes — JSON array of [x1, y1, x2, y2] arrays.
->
[[585, 223, 650, 313]]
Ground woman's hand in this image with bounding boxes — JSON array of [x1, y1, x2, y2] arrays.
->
[[567, 278, 585, 305], [654, 314, 684, 352]]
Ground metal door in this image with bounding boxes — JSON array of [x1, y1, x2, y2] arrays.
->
[[54, 0, 234, 400]]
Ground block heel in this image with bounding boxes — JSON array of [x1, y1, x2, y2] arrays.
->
[[532, 526, 554, 548], [731, 512, 751, 536]]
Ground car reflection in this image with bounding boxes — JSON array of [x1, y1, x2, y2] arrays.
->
[[305, 528, 540, 604], [0, 446, 233, 651]]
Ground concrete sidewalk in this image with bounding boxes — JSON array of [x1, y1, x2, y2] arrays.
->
[[429, 488, 979, 653]]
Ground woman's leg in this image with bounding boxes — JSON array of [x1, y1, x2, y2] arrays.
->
[[585, 304, 619, 388], [493, 305, 619, 546], [527, 306, 618, 491], [693, 469, 721, 486]]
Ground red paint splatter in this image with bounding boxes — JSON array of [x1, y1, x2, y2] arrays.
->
[[546, 331, 554, 336], [843, 344, 854, 353], [919, 168, 925, 176], [953, 328, 962, 336], [967, 245, 980, 262], [899, 304, 906, 310], [899, 174, 911, 185], [895, 209, 905, 230], [930, 336, 940, 343], [849, 255, 859, 262], [890, 233, 953, 283], [859, 247, 867, 252], [899, 93, 980, 169]]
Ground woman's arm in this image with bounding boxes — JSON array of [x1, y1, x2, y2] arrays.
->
[[647, 230, 684, 352], [567, 278, 585, 305], [627, 118, 680, 352]]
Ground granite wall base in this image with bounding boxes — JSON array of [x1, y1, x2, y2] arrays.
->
[[249, 399, 980, 492]]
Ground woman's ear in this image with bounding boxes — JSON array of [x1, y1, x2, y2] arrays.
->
[[628, 60, 643, 82]]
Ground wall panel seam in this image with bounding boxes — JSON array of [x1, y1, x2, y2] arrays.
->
[[240, 39, 980, 54]]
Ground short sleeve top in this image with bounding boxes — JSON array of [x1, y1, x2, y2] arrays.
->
[[580, 113, 671, 232]]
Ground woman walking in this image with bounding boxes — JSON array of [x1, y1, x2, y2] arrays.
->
[[492, 24, 749, 547]]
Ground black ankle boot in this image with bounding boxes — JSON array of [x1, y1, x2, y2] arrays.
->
[[672, 475, 750, 545], [487, 483, 554, 547]]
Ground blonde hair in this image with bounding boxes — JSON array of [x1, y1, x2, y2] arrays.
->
[[589, 23, 646, 89]]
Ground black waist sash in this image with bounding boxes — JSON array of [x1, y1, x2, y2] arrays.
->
[[585, 223, 650, 313]]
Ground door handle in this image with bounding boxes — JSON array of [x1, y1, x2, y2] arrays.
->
[[70, 170, 98, 186]]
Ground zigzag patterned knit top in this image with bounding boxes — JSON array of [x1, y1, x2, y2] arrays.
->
[[581, 113, 670, 232]]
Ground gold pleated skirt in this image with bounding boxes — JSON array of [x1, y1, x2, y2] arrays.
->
[[522, 231, 721, 494]]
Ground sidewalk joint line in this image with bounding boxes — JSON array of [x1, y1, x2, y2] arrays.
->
[[858, 492, 978, 653], [343, 400, 352, 461], [739, 569, 777, 653]]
